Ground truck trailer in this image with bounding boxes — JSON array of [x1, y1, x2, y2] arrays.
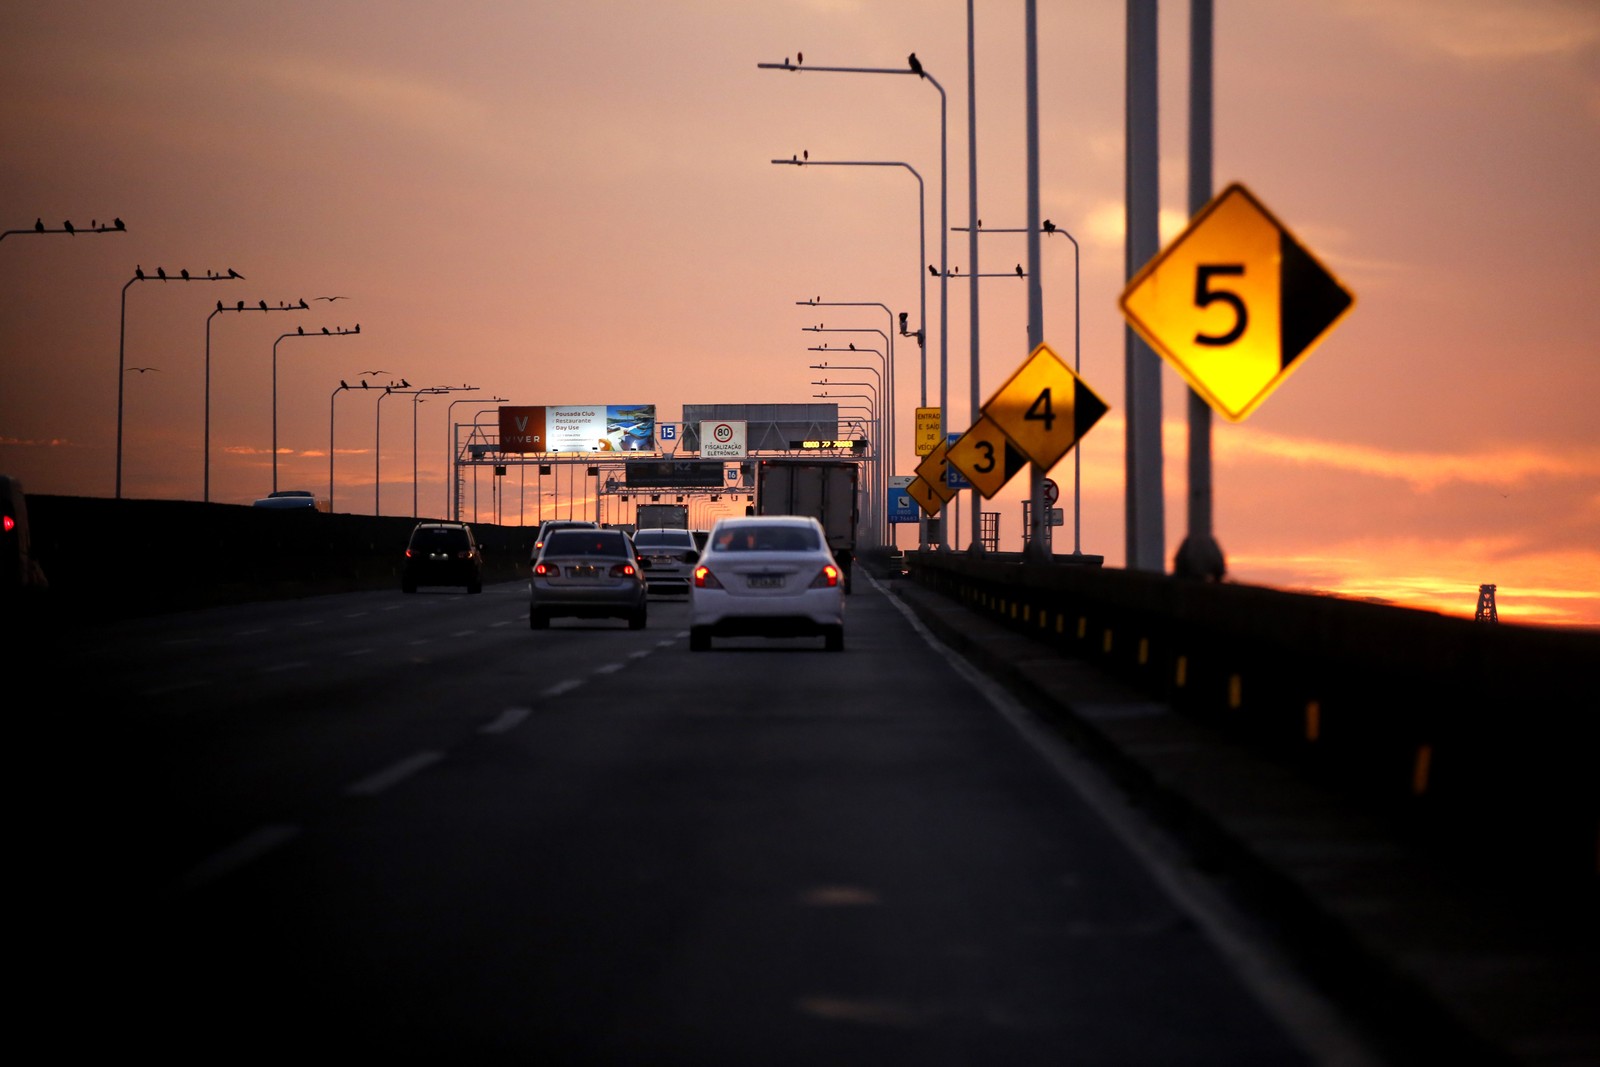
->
[[754, 459, 860, 592]]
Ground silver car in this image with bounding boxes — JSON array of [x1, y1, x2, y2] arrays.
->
[[631, 527, 700, 596], [688, 515, 844, 651], [530, 528, 647, 630]]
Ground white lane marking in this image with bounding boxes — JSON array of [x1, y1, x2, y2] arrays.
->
[[594, 662, 624, 675], [656, 638, 678, 648], [481, 707, 531, 734], [541, 679, 583, 699], [238, 628, 270, 637], [168, 823, 301, 898], [880, 580, 1385, 1067], [628, 649, 652, 660], [345, 751, 444, 796], [451, 630, 476, 638], [488, 620, 512, 628], [296, 619, 323, 628], [261, 660, 310, 673], [344, 647, 375, 657]]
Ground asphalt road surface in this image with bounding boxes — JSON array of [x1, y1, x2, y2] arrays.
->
[[23, 577, 1384, 1063]]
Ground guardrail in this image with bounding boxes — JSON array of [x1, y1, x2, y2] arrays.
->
[[906, 551, 1599, 888]]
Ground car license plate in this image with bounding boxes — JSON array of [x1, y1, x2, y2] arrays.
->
[[574, 564, 598, 578], [749, 574, 785, 589]]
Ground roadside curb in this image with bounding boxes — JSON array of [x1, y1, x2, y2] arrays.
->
[[886, 576, 1597, 1066]]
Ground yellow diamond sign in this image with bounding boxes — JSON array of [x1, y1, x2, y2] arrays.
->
[[906, 475, 945, 516], [947, 415, 1028, 500], [983, 343, 1109, 471], [1120, 182, 1355, 422]]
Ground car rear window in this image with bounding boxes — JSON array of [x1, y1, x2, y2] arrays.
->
[[413, 526, 470, 550], [633, 530, 695, 549], [712, 524, 820, 552], [544, 530, 628, 556]]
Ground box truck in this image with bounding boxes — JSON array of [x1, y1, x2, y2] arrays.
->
[[754, 459, 860, 592]]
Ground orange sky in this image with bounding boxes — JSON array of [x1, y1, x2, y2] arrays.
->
[[2, 1, 1596, 628]]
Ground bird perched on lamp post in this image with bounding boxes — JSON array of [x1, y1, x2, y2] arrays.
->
[[908, 52, 924, 77]]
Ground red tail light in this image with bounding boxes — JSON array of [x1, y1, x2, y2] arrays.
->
[[694, 565, 722, 589], [610, 562, 637, 578], [534, 562, 556, 577], [3, 515, 14, 533], [810, 565, 840, 589]]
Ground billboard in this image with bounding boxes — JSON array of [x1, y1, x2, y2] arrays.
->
[[497, 405, 656, 454]]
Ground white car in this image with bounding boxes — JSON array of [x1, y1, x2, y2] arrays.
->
[[688, 515, 844, 651], [632, 527, 699, 595]]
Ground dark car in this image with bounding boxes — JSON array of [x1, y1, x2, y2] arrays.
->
[[403, 521, 483, 593], [1, 475, 48, 605], [530, 527, 647, 629], [530, 519, 599, 567], [252, 489, 320, 510]]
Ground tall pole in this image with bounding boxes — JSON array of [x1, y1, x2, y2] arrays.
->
[[273, 325, 357, 494], [966, 0, 983, 555], [1176, 0, 1225, 580], [376, 387, 392, 515], [329, 382, 348, 512], [1126, 0, 1166, 570], [1024, 0, 1049, 560]]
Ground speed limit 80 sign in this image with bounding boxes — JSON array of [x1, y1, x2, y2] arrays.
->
[[1120, 182, 1354, 422]]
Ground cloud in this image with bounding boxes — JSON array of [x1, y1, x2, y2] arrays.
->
[[1339, 0, 1600, 62], [1214, 425, 1600, 493]]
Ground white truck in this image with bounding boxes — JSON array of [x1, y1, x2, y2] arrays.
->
[[754, 459, 860, 592], [634, 502, 689, 530]]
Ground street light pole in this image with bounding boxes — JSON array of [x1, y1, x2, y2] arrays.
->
[[810, 358, 885, 546], [796, 300, 898, 512], [206, 298, 308, 502], [447, 393, 505, 520], [117, 265, 243, 498], [329, 380, 350, 513], [761, 56, 947, 547], [411, 387, 451, 518], [272, 323, 359, 494], [2, 216, 126, 242]]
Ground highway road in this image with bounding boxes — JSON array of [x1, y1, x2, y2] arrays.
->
[[23, 576, 1387, 1062]]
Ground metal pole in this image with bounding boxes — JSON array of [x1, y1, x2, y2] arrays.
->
[[375, 387, 391, 516], [1126, 0, 1166, 570], [1024, 0, 1048, 561], [115, 277, 134, 498], [967, 0, 983, 555], [1177, 0, 1225, 580], [329, 383, 345, 512]]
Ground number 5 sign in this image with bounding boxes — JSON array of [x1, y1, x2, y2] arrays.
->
[[1120, 182, 1355, 422]]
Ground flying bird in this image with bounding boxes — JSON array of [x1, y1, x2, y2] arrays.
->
[[1042, 218, 1056, 233], [34, 218, 43, 233], [126, 366, 159, 373], [315, 295, 348, 302], [63, 220, 75, 235], [360, 370, 388, 377], [1016, 263, 1024, 278], [908, 52, 924, 77]]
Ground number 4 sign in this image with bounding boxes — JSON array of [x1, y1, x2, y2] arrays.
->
[[982, 342, 1110, 471], [1120, 182, 1355, 422]]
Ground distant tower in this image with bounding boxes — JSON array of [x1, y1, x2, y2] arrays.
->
[[1475, 584, 1498, 623]]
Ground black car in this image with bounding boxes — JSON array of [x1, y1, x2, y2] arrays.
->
[[403, 521, 483, 593]]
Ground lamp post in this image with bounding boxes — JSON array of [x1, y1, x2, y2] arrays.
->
[[373, 378, 411, 515], [814, 389, 880, 547], [447, 393, 505, 520], [271, 323, 359, 494], [329, 379, 351, 513], [205, 297, 309, 502], [804, 325, 893, 543], [949, 220, 1085, 556], [2, 216, 126, 242], [761, 54, 948, 547], [117, 265, 243, 499], [411, 387, 452, 518], [796, 300, 899, 509], [810, 358, 885, 546], [819, 375, 883, 547]]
